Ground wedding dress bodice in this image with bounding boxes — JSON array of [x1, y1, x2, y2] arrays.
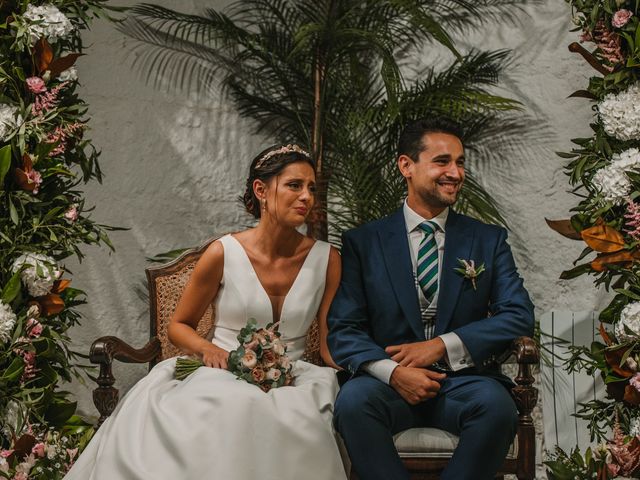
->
[[212, 234, 330, 360]]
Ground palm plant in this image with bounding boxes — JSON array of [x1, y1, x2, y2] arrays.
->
[[120, 0, 534, 241]]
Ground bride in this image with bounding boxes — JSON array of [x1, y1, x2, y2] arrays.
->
[[65, 144, 348, 480]]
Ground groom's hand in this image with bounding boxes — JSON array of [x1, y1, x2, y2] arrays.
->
[[385, 338, 446, 368], [389, 366, 446, 405]]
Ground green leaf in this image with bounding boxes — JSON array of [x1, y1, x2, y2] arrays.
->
[[560, 263, 592, 280], [44, 399, 77, 426], [0, 144, 11, 187], [1, 270, 22, 304], [9, 197, 18, 225], [0, 357, 24, 382]]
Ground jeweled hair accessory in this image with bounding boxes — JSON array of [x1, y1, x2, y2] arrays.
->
[[255, 144, 310, 170]]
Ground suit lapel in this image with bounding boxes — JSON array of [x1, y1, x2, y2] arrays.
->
[[378, 209, 424, 339], [436, 210, 474, 335]]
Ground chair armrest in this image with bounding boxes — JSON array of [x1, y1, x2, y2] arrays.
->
[[90, 336, 161, 427], [496, 336, 539, 365], [90, 335, 161, 365]]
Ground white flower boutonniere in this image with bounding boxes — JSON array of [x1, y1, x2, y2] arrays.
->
[[454, 259, 485, 290]]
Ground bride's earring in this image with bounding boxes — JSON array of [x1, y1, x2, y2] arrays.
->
[[261, 197, 267, 213]]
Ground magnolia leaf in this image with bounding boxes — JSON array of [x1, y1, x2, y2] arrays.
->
[[624, 384, 640, 405], [590, 250, 639, 272], [0, 144, 11, 187], [11, 433, 36, 461], [35, 37, 54, 73], [1, 270, 22, 304], [47, 53, 82, 78], [36, 293, 65, 316], [567, 89, 596, 99], [599, 323, 613, 346], [581, 224, 625, 252], [546, 218, 582, 240], [604, 346, 634, 378]]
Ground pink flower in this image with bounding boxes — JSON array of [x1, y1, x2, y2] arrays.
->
[[625, 200, 640, 240], [251, 367, 265, 383], [31, 82, 68, 117], [66, 448, 78, 462], [612, 9, 633, 28], [45, 122, 84, 157], [26, 77, 47, 94], [32, 442, 45, 458], [261, 349, 276, 368], [25, 169, 42, 195], [26, 318, 43, 338], [631, 372, 640, 392], [0, 450, 13, 458], [64, 205, 78, 222], [278, 355, 291, 370], [13, 472, 28, 480]]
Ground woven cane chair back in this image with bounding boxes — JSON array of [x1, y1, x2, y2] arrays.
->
[[145, 235, 322, 366]]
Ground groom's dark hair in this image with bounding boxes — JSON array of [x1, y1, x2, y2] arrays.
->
[[397, 117, 464, 161]]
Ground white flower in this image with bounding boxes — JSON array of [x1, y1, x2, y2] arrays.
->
[[240, 350, 257, 369], [11, 253, 61, 297], [591, 148, 640, 204], [23, 4, 74, 44], [57, 66, 77, 83], [598, 83, 640, 141], [630, 417, 640, 437], [266, 368, 281, 381], [272, 339, 286, 356], [0, 104, 21, 142], [615, 301, 640, 342], [0, 457, 8, 473], [0, 400, 22, 439], [0, 301, 16, 344]]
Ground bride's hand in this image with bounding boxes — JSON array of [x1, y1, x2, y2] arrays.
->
[[200, 344, 229, 369]]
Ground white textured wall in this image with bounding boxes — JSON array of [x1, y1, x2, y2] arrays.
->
[[66, 1, 603, 470]]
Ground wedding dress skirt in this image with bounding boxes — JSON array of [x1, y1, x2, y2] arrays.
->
[[66, 235, 347, 480]]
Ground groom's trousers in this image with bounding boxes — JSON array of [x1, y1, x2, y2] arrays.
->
[[333, 373, 518, 480]]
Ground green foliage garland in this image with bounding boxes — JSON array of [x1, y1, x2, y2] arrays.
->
[[546, 1, 640, 478], [0, 1, 118, 478]]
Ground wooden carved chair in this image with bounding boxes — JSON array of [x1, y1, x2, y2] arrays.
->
[[89, 235, 539, 480]]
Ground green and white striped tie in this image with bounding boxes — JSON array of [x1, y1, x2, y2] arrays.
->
[[417, 221, 439, 303]]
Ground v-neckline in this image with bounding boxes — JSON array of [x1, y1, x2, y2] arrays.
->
[[228, 234, 318, 325]]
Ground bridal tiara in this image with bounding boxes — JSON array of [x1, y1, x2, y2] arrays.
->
[[255, 144, 311, 170]]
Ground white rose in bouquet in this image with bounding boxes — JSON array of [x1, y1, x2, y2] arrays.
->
[[11, 253, 61, 297], [615, 301, 640, 342]]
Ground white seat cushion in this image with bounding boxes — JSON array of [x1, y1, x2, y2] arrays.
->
[[394, 428, 518, 459]]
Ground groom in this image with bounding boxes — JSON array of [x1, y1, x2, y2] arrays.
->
[[327, 118, 534, 480]]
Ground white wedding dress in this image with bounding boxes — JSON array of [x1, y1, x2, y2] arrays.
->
[[66, 235, 347, 480]]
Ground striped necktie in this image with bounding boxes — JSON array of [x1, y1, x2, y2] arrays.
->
[[417, 221, 439, 303]]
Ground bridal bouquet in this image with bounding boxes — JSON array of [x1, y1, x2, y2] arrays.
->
[[175, 318, 294, 392]]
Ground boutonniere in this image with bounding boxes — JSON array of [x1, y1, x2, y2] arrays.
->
[[454, 259, 485, 290]]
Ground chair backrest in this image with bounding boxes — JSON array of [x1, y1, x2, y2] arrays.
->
[[145, 234, 322, 366]]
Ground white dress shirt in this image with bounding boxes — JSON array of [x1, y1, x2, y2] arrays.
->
[[363, 201, 474, 384]]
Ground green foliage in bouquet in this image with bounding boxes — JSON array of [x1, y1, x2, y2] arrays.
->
[[547, 0, 640, 477], [0, 0, 123, 477]]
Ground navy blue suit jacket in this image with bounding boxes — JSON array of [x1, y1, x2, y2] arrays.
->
[[327, 208, 534, 383]]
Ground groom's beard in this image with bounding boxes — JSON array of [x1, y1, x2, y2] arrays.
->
[[416, 180, 463, 209]]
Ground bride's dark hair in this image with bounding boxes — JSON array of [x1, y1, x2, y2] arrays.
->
[[242, 144, 315, 218]]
